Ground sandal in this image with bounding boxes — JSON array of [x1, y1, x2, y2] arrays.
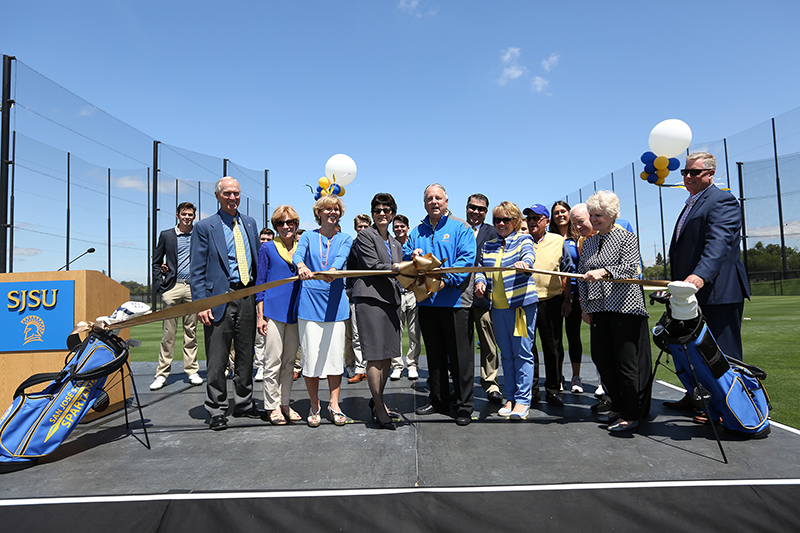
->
[[307, 408, 321, 428], [282, 407, 302, 422], [269, 410, 287, 426], [608, 419, 639, 432], [328, 405, 347, 426]]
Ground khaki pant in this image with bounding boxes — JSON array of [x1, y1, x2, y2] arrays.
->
[[156, 282, 199, 377]]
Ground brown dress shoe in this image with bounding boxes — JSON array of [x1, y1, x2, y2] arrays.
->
[[662, 393, 695, 410], [348, 373, 366, 384], [293, 371, 301, 381]]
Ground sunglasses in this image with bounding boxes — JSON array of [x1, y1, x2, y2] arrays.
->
[[372, 207, 393, 215], [526, 215, 543, 222], [467, 204, 488, 213], [493, 216, 514, 225], [276, 219, 297, 227], [680, 168, 711, 177]]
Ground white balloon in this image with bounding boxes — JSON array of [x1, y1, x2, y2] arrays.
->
[[325, 154, 357, 186], [648, 119, 693, 158]]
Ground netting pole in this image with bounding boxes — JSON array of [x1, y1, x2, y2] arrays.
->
[[151, 141, 160, 309], [108, 168, 112, 277], [737, 161, 749, 276], [771, 118, 788, 276], [1, 55, 15, 272], [66, 152, 71, 270]]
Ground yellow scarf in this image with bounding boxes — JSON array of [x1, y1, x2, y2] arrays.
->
[[273, 238, 297, 267], [489, 239, 527, 338]]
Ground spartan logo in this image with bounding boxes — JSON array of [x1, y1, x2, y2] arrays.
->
[[21, 315, 45, 345]]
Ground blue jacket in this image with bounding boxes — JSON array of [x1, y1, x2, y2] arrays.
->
[[669, 185, 750, 306], [403, 212, 475, 308], [190, 210, 259, 322]]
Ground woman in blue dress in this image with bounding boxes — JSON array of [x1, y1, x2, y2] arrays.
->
[[255, 205, 303, 425], [293, 195, 353, 427]]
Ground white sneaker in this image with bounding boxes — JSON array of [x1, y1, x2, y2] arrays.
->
[[254, 368, 264, 382], [594, 384, 605, 398], [390, 368, 402, 381], [150, 375, 167, 390], [571, 376, 584, 394], [188, 373, 203, 386], [407, 367, 419, 380]]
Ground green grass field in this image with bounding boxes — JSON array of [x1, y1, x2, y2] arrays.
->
[[130, 295, 799, 427]]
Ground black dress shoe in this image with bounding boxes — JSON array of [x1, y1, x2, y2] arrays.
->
[[210, 415, 228, 431], [545, 393, 564, 406], [487, 391, 503, 404], [663, 393, 695, 410], [530, 391, 541, 404], [455, 412, 472, 426], [373, 408, 397, 430], [232, 406, 264, 419], [591, 398, 612, 413], [415, 404, 442, 416]]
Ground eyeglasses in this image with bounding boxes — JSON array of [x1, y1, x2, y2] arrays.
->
[[372, 207, 392, 215], [493, 216, 514, 225], [467, 204, 488, 213], [276, 219, 297, 227], [680, 168, 712, 177]]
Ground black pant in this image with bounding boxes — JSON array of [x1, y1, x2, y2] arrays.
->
[[419, 307, 474, 415], [532, 295, 565, 394], [590, 312, 644, 421], [204, 293, 256, 418], [564, 290, 583, 366]]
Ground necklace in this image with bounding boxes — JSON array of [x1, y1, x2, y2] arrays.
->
[[318, 231, 332, 269]]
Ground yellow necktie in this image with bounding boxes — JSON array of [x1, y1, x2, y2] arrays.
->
[[232, 217, 250, 285]]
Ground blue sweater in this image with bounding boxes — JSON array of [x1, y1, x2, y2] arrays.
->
[[402, 212, 475, 308]]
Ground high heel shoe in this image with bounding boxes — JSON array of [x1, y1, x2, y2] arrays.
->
[[369, 398, 400, 420], [372, 407, 397, 430], [328, 405, 347, 426]]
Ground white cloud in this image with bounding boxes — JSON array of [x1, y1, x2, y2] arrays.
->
[[541, 52, 560, 72], [14, 247, 40, 256], [747, 220, 800, 238], [531, 76, 550, 92], [77, 106, 97, 117], [398, 0, 437, 17], [497, 47, 525, 86], [115, 174, 148, 192]]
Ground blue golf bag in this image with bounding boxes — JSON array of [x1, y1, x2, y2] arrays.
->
[[0, 328, 144, 473], [652, 296, 770, 438]]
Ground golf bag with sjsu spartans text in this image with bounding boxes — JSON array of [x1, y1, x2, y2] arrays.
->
[[0, 328, 134, 472], [651, 291, 770, 438]]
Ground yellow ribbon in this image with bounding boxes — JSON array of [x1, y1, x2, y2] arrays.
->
[[395, 253, 445, 302], [513, 307, 528, 338]]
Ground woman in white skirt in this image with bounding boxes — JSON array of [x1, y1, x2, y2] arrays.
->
[[294, 195, 353, 427]]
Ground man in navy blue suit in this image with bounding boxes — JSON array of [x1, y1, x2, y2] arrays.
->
[[664, 152, 750, 410], [191, 177, 261, 430]]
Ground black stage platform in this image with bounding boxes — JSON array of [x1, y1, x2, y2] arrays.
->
[[2, 355, 799, 532]]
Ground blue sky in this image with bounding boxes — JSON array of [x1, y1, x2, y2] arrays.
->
[[3, 1, 800, 282]]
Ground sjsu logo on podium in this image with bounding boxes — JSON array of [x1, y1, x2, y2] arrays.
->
[[2, 280, 74, 352], [7, 289, 58, 313], [21, 315, 45, 345]]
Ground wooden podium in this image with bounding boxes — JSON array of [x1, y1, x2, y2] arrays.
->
[[0, 270, 131, 420]]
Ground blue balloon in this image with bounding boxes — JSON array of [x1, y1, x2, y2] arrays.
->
[[668, 157, 680, 171], [314, 192, 322, 200], [641, 151, 657, 165], [331, 184, 342, 195], [316, 185, 322, 192], [647, 174, 658, 184], [644, 163, 656, 174]]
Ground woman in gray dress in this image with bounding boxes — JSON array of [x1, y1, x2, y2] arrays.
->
[[351, 193, 404, 430]]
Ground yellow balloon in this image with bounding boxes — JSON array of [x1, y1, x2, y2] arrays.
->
[[656, 168, 669, 179], [656, 176, 666, 185], [654, 156, 669, 170], [640, 171, 650, 181], [320, 188, 329, 196], [338, 186, 345, 197], [319, 176, 331, 189]]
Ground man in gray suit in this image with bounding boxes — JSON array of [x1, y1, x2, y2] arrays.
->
[[150, 202, 201, 390], [191, 177, 261, 431]]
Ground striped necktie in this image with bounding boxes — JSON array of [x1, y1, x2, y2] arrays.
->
[[232, 217, 250, 285]]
